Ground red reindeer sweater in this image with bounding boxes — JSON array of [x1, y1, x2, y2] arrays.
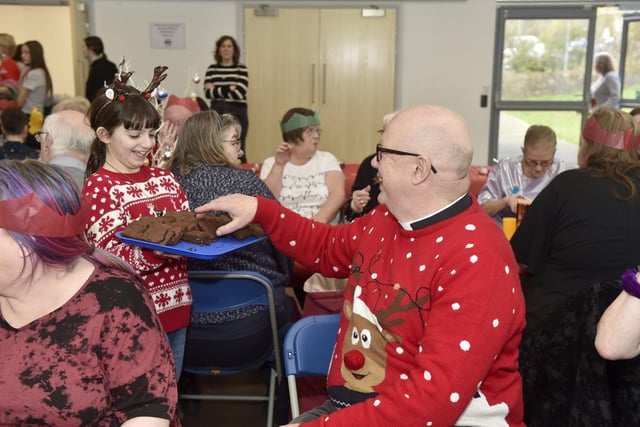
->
[[255, 196, 525, 427]]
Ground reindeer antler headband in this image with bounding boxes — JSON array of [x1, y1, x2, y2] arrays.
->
[[104, 65, 169, 102]]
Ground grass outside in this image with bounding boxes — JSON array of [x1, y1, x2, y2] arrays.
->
[[507, 110, 582, 146]]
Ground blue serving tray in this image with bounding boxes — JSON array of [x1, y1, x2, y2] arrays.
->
[[116, 231, 267, 260]]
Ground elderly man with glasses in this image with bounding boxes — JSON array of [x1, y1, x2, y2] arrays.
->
[[195, 105, 527, 427], [37, 109, 95, 190], [478, 124, 573, 225]]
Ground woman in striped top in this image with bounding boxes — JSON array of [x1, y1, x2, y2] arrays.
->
[[204, 35, 249, 163]]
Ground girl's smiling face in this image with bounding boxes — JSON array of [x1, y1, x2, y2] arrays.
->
[[97, 124, 156, 173]]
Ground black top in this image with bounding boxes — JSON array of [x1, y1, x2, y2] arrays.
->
[[511, 168, 640, 330], [85, 56, 118, 101], [342, 153, 380, 222], [0, 140, 39, 160]]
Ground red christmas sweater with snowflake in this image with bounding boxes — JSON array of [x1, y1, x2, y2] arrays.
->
[[83, 166, 191, 333], [254, 196, 526, 427]]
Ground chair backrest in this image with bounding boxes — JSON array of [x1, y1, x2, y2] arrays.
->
[[189, 270, 269, 313], [186, 270, 282, 379], [284, 313, 340, 377]]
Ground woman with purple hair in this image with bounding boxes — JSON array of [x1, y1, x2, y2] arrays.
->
[[0, 159, 179, 426]]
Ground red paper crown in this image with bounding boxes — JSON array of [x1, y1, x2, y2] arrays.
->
[[583, 115, 640, 151], [0, 193, 90, 237], [166, 95, 200, 114]]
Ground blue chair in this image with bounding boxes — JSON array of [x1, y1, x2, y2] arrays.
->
[[180, 270, 282, 427], [283, 313, 340, 418]]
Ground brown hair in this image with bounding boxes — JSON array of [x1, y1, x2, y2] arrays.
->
[[0, 33, 16, 57], [214, 35, 240, 65], [83, 36, 105, 56], [22, 41, 53, 98], [168, 110, 234, 176], [523, 124, 557, 149], [580, 107, 640, 201], [595, 52, 615, 74], [85, 87, 161, 179]]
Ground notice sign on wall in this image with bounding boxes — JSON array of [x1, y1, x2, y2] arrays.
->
[[150, 23, 186, 49]]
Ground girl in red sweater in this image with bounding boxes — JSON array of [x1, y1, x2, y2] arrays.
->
[[82, 66, 191, 381]]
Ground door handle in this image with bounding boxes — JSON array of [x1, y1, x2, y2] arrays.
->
[[322, 63, 327, 104], [311, 64, 316, 104]]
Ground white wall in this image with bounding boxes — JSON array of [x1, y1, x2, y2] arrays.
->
[[89, 0, 495, 164]]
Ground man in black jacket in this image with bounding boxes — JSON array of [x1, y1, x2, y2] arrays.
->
[[82, 36, 118, 102]]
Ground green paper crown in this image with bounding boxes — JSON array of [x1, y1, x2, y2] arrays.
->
[[280, 111, 320, 133]]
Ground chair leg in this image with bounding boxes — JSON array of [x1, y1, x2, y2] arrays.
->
[[267, 368, 276, 427], [288, 375, 300, 418]]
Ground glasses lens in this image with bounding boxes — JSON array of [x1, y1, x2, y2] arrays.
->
[[306, 127, 321, 136], [526, 158, 552, 169]]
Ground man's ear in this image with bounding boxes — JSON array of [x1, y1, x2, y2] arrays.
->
[[96, 127, 110, 144], [412, 156, 432, 184]]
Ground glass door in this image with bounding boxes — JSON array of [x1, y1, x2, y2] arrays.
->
[[620, 14, 640, 108], [490, 5, 597, 165]]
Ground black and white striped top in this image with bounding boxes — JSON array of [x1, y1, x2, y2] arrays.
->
[[203, 63, 249, 105]]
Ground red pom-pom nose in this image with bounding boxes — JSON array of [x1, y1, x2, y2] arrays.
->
[[344, 350, 365, 370]]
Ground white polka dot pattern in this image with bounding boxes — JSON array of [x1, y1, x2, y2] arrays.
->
[[253, 201, 525, 426]]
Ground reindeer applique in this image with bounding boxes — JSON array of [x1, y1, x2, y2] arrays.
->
[[338, 284, 430, 395]]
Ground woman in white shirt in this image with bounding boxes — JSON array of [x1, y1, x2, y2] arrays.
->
[[18, 40, 52, 115], [260, 108, 345, 223], [590, 52, 620, 110]]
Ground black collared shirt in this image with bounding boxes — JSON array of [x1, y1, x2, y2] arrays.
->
[[410, 193, 473, 230]]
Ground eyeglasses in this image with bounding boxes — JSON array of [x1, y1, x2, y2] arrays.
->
[[34, 131, 49, 143], [523, 157, 553, 169], [375, 143, 438, 174], [224, 138, 242, 149], [304, 127, 322, 137]]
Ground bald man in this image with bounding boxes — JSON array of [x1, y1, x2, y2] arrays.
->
[[196, 105, 526, 426], [39, 109, 95, 190]]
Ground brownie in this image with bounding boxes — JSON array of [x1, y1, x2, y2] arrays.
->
[[182, 230, 215, 245], [121, 211, 265, 246]]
